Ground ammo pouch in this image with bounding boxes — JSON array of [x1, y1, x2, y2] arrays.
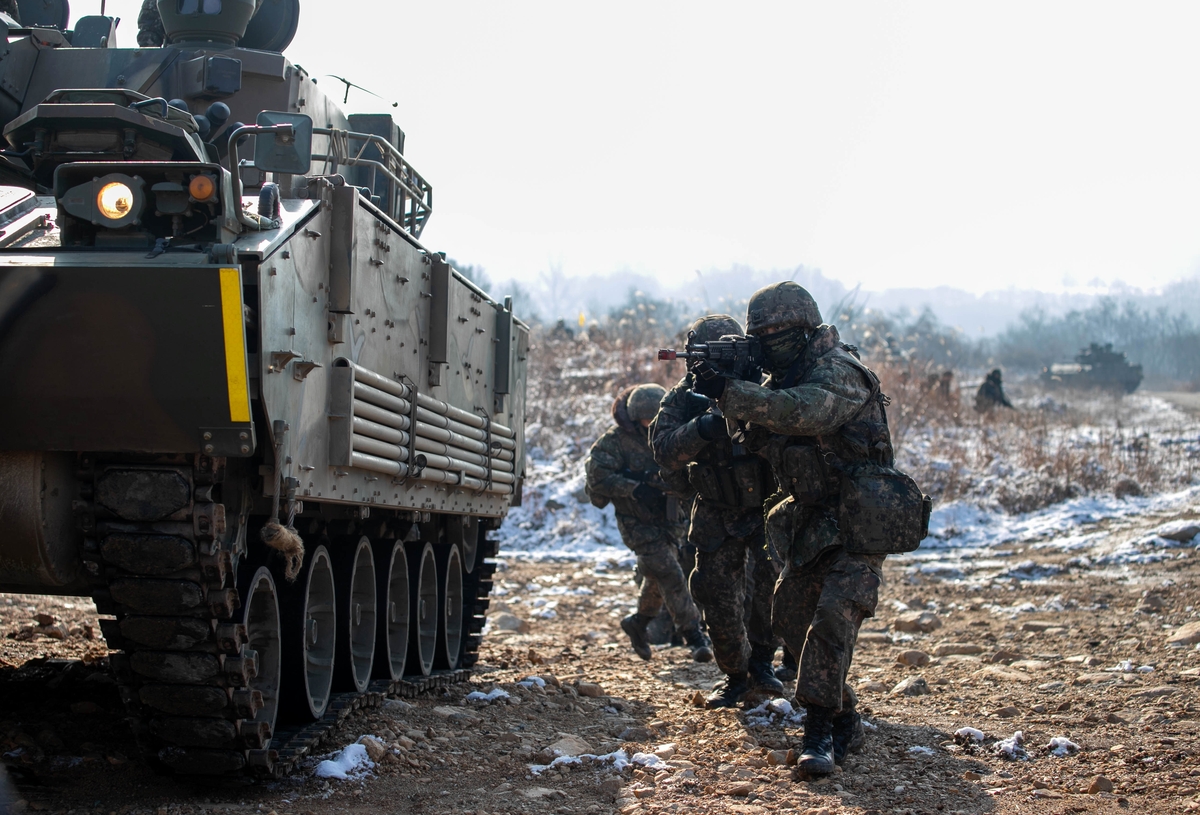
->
[[837, 462, 932, 554], [780, 444, 828, 505], [686, 462, 725, 504], [730, 455, 766, 509], [688, 456, 764, 509]]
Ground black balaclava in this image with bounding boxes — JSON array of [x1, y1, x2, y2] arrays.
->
[[759, 325, 811, 372]]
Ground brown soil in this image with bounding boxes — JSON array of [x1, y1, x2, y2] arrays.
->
[[3, 502, 1200, 815]]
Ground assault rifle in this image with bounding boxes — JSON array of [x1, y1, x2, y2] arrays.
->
[[657, 332, 763, 382]]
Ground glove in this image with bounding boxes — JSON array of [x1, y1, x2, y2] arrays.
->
[[695, 413, 723, 441], [692, 370, 727, 400], [632, 483, 668, 516]]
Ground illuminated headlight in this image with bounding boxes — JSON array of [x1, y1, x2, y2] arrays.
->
[[60, 173, 146, 228], [97, 181, 134, 220]]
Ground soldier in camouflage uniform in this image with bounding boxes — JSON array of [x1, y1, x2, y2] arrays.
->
[[974, 368, 1014, 412], [649, 315, 784, 707], [585, 384, 713, 663], [0, 1, 20, 23], [137, 0, 166, 47], [693, 282, 900, 775]]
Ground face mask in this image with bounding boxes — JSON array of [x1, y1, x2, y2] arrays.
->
[[760, 325, 809, 370]]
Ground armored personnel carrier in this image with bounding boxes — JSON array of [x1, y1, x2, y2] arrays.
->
[[0, 0, 527, 776], [1040, 342, 1143, 394]]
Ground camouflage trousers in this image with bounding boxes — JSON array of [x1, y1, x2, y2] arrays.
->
[[634, 538, 701, 634], [690, 531, 777, 675], [773, 547, 884, 711]]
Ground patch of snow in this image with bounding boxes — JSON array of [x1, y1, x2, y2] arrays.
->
[[744, 697, 805, 728], [517, 676, 546, 689], [955, 727, 985, 742], [528, 748, 632, 776], [908, 746, 936, 756], [994, 731, 1027, 761], [314, 743, 373, 779], [465, 688, 511, 703], [1047, 737, 1079, 757], [630, 752, 668, 769]]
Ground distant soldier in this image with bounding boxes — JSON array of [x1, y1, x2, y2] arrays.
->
[[650, 315, 784, 708], [974, 368, 1014, 412], [585, 384, 713, 663], [0, 0, 20, 22]]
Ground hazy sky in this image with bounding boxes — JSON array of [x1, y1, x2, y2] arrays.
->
[[103, 1, 1200, 294]]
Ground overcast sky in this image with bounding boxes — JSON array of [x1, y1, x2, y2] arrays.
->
[[104, 1, 1200, 294]]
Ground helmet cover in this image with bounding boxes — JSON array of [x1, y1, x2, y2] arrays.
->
[[626, 383, 667, 421], [745, 282, 823, 335]]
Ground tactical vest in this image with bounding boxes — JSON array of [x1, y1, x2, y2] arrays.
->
[[677, 393, 770, 510]]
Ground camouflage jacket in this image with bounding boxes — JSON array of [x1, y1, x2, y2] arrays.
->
[[718, 324, 890, 564], [137, 0, 166, 47], [649, 375, 765, 551], [584, 421, 682, 549]]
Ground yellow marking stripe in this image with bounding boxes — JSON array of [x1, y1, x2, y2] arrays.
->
[[219, 267, 251, 423]]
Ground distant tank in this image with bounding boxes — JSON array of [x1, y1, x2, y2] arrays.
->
[[1040, 343, 1143, 393], [0, 0, 527, 776]]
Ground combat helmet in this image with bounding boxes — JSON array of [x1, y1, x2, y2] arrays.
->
[[626, 383, 666, 422], [689, 314, 744, 344], [745, 282, 822, 335]]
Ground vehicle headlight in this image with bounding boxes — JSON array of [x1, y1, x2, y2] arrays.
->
[[59, 173, 145, 228], [97, 181, 134, 220]]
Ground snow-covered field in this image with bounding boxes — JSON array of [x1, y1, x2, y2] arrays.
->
[[499, 336, 1200, 585]]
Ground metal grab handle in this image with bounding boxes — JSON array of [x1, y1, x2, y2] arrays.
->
[[227, 123, 295, 230]]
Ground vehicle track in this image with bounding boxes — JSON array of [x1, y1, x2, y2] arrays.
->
[[77, 453, 496, 778]]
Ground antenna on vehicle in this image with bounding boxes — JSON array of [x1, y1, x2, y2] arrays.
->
[[325, 75, 399, 108]]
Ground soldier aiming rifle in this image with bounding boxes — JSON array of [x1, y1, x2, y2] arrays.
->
[[678, 283, 930, 776], [652, 315, 785, 708]]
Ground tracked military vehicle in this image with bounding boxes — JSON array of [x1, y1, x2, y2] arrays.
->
[[1040, 342, 1143, 394], [0, 0, 527, 776]]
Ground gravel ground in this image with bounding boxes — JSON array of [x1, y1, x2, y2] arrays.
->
[[3, 492, 1200, 815]]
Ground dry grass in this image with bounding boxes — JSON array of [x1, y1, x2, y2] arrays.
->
[[876, 358, 1199, 512], [526, 329, 1200, 514], [524, 329, 685, 460]]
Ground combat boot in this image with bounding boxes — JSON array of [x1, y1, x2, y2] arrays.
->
[[832, 708, 865, 765], [797, 705, 836, 776], [620, 614, 654, 661], [683, 627, 714, 662], [747, 644, 785, 696], [704, 673, 749, 708]]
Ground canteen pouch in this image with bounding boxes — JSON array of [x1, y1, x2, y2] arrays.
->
[[838, 463, 930, 554]]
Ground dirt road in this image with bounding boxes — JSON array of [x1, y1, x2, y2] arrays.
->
[[3, 499, 1200, 815]]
